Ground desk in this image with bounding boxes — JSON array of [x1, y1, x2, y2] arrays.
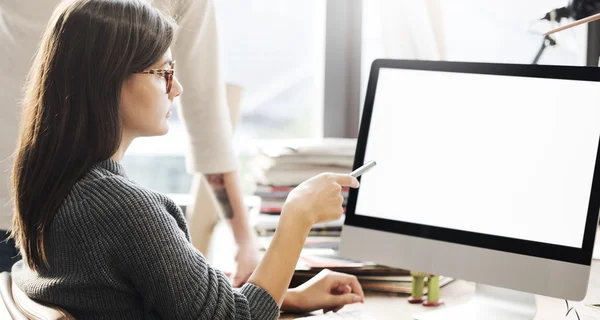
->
[[207, 221, 600, 320], [280, 261, 600, 319]]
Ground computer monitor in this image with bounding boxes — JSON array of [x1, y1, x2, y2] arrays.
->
[[339, 59, 600, 320]]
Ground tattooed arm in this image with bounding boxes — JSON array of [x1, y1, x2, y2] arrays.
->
[[204, 172, 235, 219], [205, 171, 260, 287]]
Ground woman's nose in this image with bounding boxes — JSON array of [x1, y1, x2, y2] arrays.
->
[[169, 77, 183, 99]]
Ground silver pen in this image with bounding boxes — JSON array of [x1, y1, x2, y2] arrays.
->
[[350, 160, 377, 178]]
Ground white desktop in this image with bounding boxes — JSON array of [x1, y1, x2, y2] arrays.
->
[[339, 60, 600, 320]]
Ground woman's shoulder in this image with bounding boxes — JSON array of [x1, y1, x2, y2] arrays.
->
[[53, 161, 189, 241], [64, 161, 177, 216]]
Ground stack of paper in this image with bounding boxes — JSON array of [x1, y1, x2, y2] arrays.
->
[[248, 138, 356, 235], [250, 138, 356, 189]]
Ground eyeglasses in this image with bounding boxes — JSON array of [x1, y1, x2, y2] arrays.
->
[[137, 60, 176, 94]]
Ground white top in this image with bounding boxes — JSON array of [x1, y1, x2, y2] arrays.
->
[[0, 0, 236, 230]]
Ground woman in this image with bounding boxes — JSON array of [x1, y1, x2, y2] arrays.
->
[[9, 0, 364, 319]]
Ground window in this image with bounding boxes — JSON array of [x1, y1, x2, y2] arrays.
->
[[217, 0, 326, 145], [360, 0, 588, 107], [122, 0, 326, 194]]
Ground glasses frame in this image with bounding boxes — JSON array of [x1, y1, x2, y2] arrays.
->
[[137, 60, 176, 94]]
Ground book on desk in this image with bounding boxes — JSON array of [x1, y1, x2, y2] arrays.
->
[[257, 234, 454, 295]]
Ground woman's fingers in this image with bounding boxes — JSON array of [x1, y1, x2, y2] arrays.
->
[[331, 273, 365, 300], [331, 284, 351, 295], [327, 293, 363, 308]]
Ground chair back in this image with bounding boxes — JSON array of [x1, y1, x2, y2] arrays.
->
[[0, 271, 75, 320]]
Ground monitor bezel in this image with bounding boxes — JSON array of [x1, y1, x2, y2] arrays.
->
[[344, 59, 600, 266]]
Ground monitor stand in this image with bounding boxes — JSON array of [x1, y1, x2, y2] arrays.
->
[[414, 284, 537, 320]]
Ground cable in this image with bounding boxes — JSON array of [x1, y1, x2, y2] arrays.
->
[[565, 300, 581, 320], [532, 35, 557, 64]]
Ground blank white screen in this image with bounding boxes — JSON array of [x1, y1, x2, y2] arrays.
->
[[355, 67, 600, 248]]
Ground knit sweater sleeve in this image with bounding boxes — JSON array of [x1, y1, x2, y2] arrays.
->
[[87, 177, 279, 320]]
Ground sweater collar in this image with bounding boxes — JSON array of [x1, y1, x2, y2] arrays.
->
[[96, 158, 127, 177]]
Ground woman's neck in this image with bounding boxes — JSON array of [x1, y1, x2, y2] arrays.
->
[[111, 132, 134, 162]]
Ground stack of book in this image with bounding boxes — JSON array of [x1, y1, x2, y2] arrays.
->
[[250, 138, 356, 187], [249, 138, 356, 236], [257, 236, 454, 294], [294, 266, 453, 295], [252, 213, 346, 237]]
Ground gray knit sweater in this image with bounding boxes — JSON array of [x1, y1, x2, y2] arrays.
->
[[11, 159, 280, 319]]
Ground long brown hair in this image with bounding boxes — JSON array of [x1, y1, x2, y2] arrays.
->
[[11, 0, 175, 271]]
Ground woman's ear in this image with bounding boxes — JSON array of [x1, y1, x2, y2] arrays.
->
[[120, 76, 134, 109], [119, 78, 134, 124]]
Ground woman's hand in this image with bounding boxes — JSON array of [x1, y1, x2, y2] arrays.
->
[[246, 173, 359, 307], [282, 173, 359, 227], [281, 269, 365, 314]]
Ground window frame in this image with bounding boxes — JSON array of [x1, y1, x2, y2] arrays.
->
[[323, 0, 363, 139]]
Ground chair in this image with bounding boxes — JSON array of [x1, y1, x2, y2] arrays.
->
[[0, 272, 74, 320], [0, 271, 26, 319]]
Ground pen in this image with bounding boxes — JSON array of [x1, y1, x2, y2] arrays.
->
[[350, 160, 376, 178]]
